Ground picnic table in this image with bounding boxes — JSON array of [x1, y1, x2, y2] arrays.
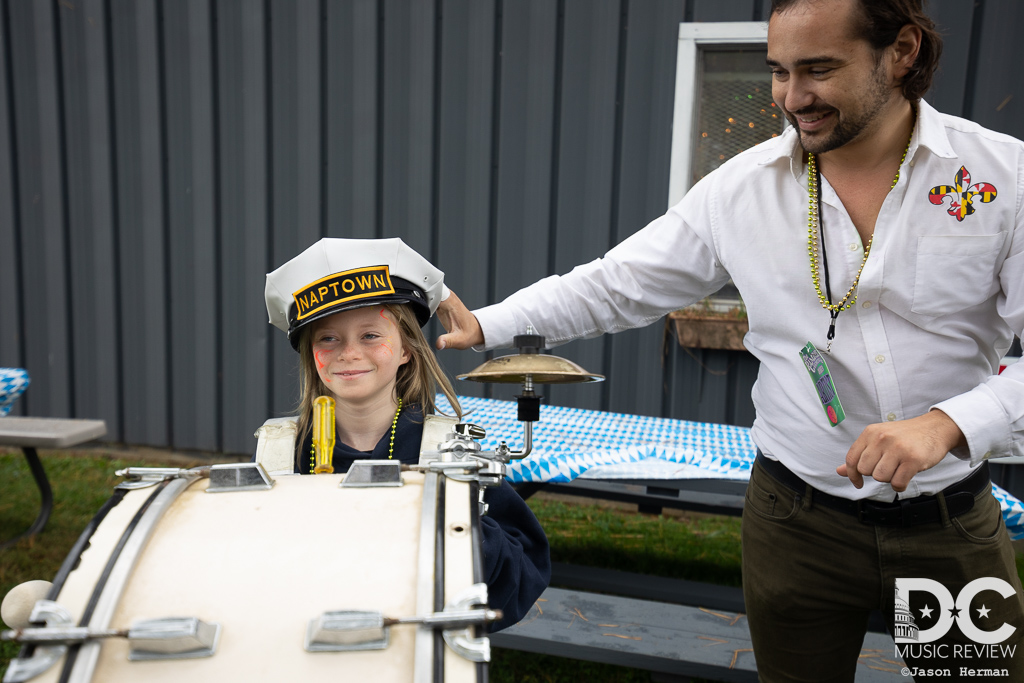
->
[[437, 394, 1024, 540], [0, 416, 107, 550]]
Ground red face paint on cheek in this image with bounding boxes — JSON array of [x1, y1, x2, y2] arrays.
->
[[314, 349, 332, 382], [378, 308, 396, 356]]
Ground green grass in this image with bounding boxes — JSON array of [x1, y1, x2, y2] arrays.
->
[[1, 452, 145, 667], [1, 453, 139, 577], [490, 651, 653, 683], [534, 497, 742, 585]]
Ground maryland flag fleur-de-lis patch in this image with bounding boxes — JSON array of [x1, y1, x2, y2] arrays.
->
[[928, 166, 997, 221]]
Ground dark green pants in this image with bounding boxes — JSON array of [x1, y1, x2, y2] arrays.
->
[[742, 458, 1024, 682]]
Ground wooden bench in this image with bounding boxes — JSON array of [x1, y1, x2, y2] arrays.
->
[[0, 416, 107, 550], [549, 562, 889, 634], [491, 586, 907, 682]]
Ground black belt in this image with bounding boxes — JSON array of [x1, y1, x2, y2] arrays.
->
[[754, 452, 989, 527]]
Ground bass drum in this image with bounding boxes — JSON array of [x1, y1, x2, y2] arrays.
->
[[7, 464, 489, 683]]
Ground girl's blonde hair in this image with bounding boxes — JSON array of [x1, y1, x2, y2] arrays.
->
[[293, 303, 462, 468]]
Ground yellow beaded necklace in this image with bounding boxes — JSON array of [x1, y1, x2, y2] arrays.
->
[[308, 397, 403, 471], [807, 115, 914, 351], [387, 397, 403, 459]]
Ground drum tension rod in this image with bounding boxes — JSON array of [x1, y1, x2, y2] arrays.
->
[[305, 582, 498, 661], [2, 602, 220, 683], [2, 624, 128, 645], [384, 606, 503, 629], [114, 466, 211, 490], [2, 605, 218, 652]]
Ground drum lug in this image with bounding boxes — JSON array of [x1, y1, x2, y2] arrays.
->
[[340, 460, 403, 488], [1, 601, 72, 683], [305, 611, 390, 652], [2, 606, 221, 673], [127, 617, 221, 660], [114, 466, 209, 489], [205, 463, 275, 493], [116, 463, 273, 493], [303, 583, 499, 658]]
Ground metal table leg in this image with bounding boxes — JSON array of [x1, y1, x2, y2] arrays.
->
[[0, 447, 54, 550]]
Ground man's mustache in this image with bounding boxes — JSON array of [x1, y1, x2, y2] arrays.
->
[[789, 106, 835, 117]]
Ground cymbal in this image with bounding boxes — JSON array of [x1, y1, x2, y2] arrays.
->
[[457, 353, 605, 384]]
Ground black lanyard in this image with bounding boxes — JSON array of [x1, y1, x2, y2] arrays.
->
[[815, 162, 841, 344]]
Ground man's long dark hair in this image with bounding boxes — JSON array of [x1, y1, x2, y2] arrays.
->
[[770, 0, 943, 101]]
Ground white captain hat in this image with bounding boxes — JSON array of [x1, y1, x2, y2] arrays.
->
[[265, 237, 448, 350]]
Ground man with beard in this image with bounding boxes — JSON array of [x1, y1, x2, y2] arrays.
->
[[436, 0, 1024, 680]]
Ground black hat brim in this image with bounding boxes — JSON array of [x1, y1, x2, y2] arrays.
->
[[286, 277, 431, 350]]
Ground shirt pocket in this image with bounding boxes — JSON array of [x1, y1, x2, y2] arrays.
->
[[911, 233, 1006, 317]]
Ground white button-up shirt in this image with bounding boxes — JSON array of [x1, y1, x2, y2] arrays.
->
[[474, 100, 1024, 501]]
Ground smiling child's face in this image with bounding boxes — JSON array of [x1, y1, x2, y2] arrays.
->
[[309, 306, 410, 407]]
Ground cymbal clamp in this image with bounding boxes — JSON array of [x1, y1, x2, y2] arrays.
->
[[454, 328, 604, 464]]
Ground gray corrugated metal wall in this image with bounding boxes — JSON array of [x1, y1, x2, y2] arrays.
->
[[1, 0, 1021, 455]]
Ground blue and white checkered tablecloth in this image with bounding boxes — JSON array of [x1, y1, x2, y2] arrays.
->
[[0, 368, 29, 417], [437, 395, 1024, 540]]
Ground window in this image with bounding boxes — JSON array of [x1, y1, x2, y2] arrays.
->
[[668, 22, 781, 207], [667, 22, 782, 309], [691, 50, 782, 186]]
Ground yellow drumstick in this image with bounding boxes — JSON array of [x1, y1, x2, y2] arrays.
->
[[313, 395, 335, 474]]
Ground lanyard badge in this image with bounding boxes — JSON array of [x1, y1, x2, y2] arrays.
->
[[799, 342, 846, 427]]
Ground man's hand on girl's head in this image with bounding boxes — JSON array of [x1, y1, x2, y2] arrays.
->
[[435, 289, 485, 350]]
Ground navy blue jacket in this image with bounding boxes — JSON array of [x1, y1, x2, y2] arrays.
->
[[295, 406, 550, 631]]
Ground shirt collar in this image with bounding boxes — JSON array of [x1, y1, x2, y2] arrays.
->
[[755, 126, 803, 179], [913, 98, 957, 160], [756, 98, 958, 179]]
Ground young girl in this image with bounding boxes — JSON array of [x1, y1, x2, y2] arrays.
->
[[264, 237, 550, 631]]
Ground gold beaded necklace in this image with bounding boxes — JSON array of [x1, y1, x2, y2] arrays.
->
[[387, 397, 403, 459], [807, 115, 914, 351], [308, 397, 403, 471]]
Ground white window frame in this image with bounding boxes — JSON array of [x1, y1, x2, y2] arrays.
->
[[667, 22, 770, 209]]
